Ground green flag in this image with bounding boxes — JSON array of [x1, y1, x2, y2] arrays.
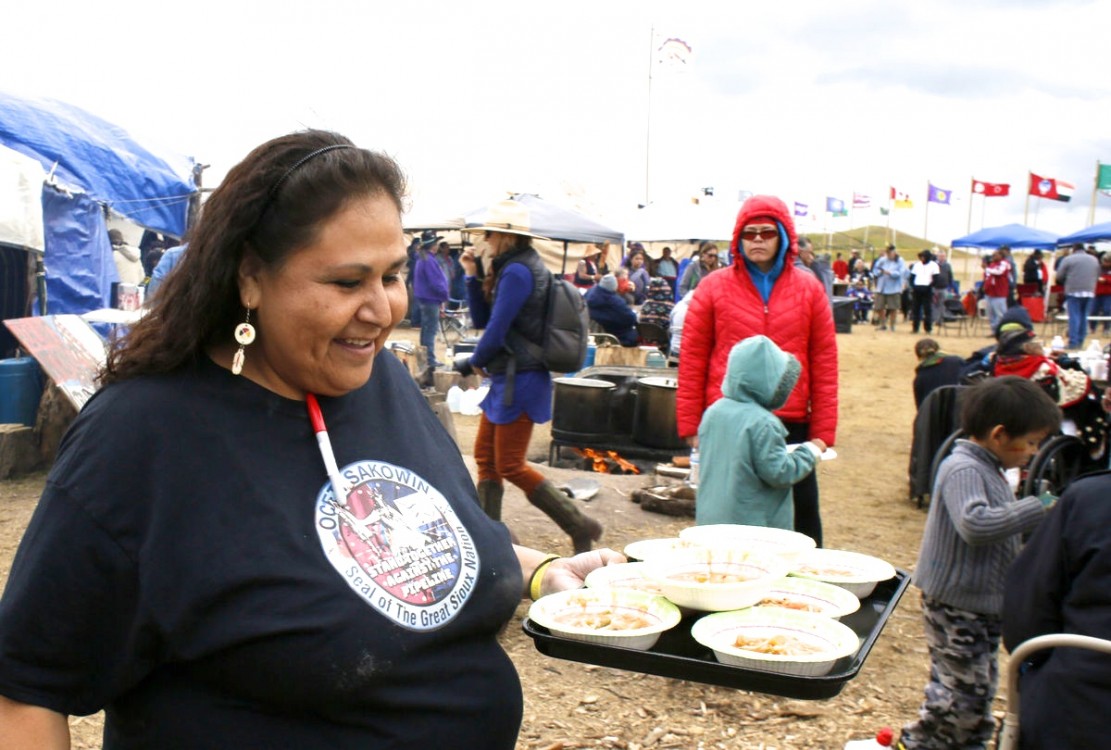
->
[[1098, 163, 1111, 190], [879, 207, 890, 216]]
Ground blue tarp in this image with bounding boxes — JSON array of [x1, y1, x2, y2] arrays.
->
[[1057, 221, 1111, 245], [950, 223, 1059, 250], [41, 187, 115, 314], [0, 91, 196, 238]]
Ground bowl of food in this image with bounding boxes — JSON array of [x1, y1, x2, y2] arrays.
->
[[527, 587, 682, 650], [690, 607, 860, 676], [584, 562, 666, 596], [623, 537, 707, 562], [790, 549, 897, 598], [645, 547, 790, 612], [678, 524, 817, 564], [753, 576, 861, 619]]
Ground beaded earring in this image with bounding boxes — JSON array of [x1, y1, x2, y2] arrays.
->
[[232, 308, 256, 375]]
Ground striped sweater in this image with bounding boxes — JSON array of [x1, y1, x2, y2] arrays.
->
[[913, 440, 1046, 615]]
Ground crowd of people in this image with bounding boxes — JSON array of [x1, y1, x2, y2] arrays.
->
[[4, 126, 1110, 749]]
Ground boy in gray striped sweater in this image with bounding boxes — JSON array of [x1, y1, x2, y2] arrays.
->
[[898, 376, 1061, 750]]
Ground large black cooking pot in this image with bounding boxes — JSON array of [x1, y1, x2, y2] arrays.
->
[[552, 377, 615, 442], [632, 376, 686, 450]]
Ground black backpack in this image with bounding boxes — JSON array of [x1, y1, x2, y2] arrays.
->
[[517, 274, 589, 373]]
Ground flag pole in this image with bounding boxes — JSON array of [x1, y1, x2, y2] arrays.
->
[[967, 178, 975, 233], [886, 193, 893, 246], [644, 26, 654, 207], [1023, 171, 1031, 226], [924, 182, 931, 240], [980, 196, 986, 230], [1089, 160, 1100, 227]]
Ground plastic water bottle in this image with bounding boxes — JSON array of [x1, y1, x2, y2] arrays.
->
[[687, 448, 700, 487], [844, 726, 894, 749]]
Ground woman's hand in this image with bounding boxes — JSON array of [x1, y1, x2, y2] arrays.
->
[[538, 549, 626, 598], [810, 438, 828, 453], [685, 435, 699, 448], [459, 248, 478, 277]]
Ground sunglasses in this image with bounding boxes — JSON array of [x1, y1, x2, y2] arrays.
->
[[740, 227, 778, 242]]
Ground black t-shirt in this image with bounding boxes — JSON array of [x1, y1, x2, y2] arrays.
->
[[0, 353, 523, 749]]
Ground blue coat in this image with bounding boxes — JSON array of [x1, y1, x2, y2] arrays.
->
[[696, 336, 818, 530], [585, 285, 638, 346]]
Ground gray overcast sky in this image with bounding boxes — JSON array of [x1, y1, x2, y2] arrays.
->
[[4, 0, 1110, 244]]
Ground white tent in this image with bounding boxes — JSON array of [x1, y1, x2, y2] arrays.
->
[[623, 201, 737, 244], [0, 145, 45, 251]]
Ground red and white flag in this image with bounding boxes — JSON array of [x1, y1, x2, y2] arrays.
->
[[654, 37, 693, 72], [1028, 172, 1074, 202], [971, 179, 1010, 197], [853, 192, 871, 208], [889, 187, 912, 209]]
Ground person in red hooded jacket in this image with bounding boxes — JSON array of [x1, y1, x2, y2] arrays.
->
[[676, 195, 838, 545]]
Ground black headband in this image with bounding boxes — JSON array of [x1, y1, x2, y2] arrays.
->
[[265, 144, 355, 203]]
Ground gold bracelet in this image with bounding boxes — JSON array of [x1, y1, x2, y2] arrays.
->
[[528, 555, 561, 601]]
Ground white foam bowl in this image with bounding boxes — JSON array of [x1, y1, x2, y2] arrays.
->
[[645, 548, 790, 612], [527, 587, 681, 650], [623, 537, 708, 562], [691, 607, 860, 676], [752, 576, 861, 619], [679, 524, 817, 564], [789, 548, 897, 598], [584, 562, 667, 596]]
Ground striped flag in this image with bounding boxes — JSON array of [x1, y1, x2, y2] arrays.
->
[[794, 201, 809, 217], [853, 192, 871, 208]]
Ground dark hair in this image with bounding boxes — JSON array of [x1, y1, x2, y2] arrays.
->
[[102, 130, 406, 384], [960, 375, 1061, 440], [914, 337, 940, 359]]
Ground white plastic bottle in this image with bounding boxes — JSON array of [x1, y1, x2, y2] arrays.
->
[[687, 448, 700, 487], [844, 727, 894, 749]]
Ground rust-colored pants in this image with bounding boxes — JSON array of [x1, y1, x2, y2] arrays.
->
[[474, 413, 545, 495]]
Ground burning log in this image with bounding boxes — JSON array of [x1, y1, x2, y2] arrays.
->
[[572, 448, 641, 475]]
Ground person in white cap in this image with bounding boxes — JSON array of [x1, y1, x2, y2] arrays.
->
[[457, 200, 603, 553]]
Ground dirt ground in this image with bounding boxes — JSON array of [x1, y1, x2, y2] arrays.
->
[[0, 319, 1007, 749]]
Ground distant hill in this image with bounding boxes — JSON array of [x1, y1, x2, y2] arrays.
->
[[800, 226, 940, 261]]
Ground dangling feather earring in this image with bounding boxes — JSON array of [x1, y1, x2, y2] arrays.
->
[[232, 308, 256, 375]]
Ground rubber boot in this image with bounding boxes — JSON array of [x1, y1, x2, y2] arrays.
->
[[476, 480, 503, 521], [527, 480, 603, 554]]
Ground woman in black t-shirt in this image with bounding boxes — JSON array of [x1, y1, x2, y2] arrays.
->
[[0, 130, 622, 749]]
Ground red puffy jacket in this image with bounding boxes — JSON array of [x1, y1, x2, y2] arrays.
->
[[676, 195, 839, 445]]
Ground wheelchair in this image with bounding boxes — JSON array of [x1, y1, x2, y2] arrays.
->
[[926, 429, 1105, 501]]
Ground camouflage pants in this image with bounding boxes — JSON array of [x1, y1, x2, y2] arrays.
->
[[900, 596, 1001, 750]]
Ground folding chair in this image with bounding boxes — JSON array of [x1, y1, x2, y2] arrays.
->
[[636, 321, 669, 352], [937, 297, 970, 337]]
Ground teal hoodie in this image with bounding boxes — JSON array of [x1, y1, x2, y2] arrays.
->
[[695, 336, 819, 531]]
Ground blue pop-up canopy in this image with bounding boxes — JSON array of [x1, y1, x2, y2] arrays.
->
[[0, 90, 196, 238], [951, 223, 1059, 251], [1056, 221, 1111, 245]]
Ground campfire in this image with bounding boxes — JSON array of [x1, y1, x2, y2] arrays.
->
[[573, 447, 641, 475]]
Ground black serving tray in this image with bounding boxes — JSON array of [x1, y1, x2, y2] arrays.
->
[[523, 569, 911, 700]]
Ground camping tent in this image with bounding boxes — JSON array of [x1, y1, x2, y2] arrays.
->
[[950, 223, 1059, 251], [1056, 221, 1111, 245], [0, 91, 198, 316], [406, 193, 625, 275]]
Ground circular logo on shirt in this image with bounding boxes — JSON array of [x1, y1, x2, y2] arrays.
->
[[315, 460, 479, 631]]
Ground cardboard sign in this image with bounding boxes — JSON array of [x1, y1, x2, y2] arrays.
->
[[4, 315, 106, 410]]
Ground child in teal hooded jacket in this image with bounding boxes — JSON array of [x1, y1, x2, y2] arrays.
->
[[696, 336, 826, 531]]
